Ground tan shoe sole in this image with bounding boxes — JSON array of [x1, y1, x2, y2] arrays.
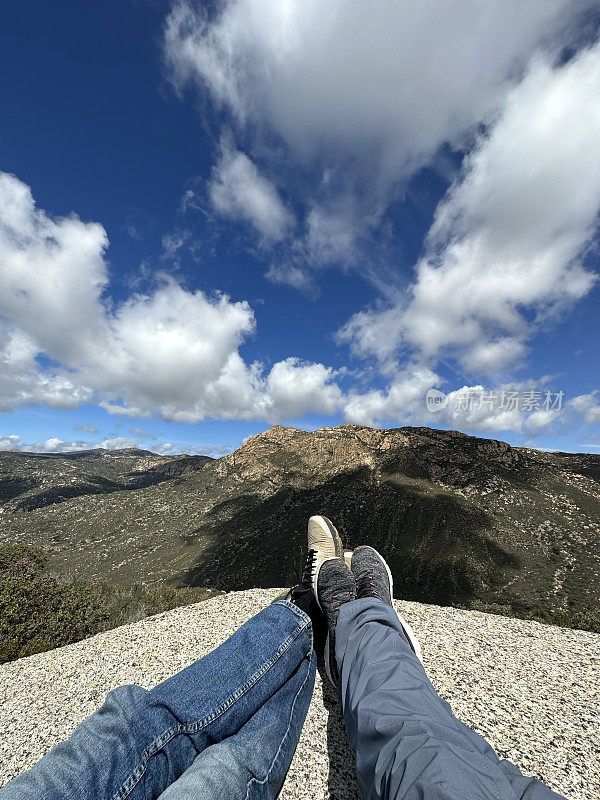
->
[[308, 516, 344, 560]]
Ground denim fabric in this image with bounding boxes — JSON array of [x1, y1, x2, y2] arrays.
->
[[335, 598, 565, 800], [0, 600, 316, 800]]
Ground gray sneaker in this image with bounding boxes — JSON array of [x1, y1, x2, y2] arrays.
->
[[312, 556, 356, 685], [351, 546, 423, 663], [351, 545, 394, 604]]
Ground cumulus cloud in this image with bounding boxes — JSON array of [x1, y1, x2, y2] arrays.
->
[[28, 437, 94, 453], [0, 174, 109, 363], [165, 0, 575, 182], [343, 366, 440, 426], [0, 325, 92, 412], [97, 437, 140, 450], [418, 384, 562, 434], [0, 435, 180, 454], [167, 1, 596, 279], [165, 0, 600, 399], [0, 429, 242, 456], [154, 442, 174, 454], [178, 442, 233, 457], [343, 375, 578, 435], [0, 433, 234, 457], [263, 358, 343, 420], [0, 435, 21, 451], [209, 139, 294, 243], [341, 43, 600, 375], [0, 171, 346, 424]]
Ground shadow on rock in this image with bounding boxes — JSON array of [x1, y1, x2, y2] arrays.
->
[[175, 467, 519, 610]]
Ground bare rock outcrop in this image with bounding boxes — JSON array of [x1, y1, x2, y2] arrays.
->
[[1, 590, 598, 800]]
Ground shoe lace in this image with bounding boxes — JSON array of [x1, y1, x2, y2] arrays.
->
[[356, 568, 379, 598], [301, 549, 318, 584], [331, 585, 355, 615]]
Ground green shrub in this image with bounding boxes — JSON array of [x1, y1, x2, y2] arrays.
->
[[0, 542, 47, 577], [0, 543, 217, 664]]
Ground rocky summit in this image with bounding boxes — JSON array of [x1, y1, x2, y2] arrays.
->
[[1, 425, 599, 620]]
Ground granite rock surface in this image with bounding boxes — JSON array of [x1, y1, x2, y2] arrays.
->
[[0, 589, 598, 800]]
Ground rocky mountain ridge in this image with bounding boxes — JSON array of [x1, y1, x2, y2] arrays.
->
[[1, 425, 599, 621]]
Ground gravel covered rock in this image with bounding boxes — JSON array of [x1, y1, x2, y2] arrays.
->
[[1, 590, 598, 799]]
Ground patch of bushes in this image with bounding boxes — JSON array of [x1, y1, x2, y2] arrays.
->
[[0, 543, 217, 664]]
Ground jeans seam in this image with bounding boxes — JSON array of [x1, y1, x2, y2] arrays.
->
[[111, 614, 311, 800], [244, 649, 315, 799]]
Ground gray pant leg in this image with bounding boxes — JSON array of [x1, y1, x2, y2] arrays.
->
[[335, 598, 565, 800]]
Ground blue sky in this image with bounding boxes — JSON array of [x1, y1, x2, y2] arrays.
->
[[1, 0, 600, 457]]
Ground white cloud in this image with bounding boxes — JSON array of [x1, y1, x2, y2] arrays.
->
[[0, 325, 92, 412], [460, 339, 528, 376], [0, 171, 350, 424], [263, 358, 343, 420], [28, 438, 94, 453], [154, 442, 174, 454], [209, 139, 294, 243], [98, 437, 141, 450], [305, 205, 357, 267], [337, 305, 407, 366], [340, 374, 591, 436], [75, 423, 100, 434], [96, 281, 260, 421], [0, 435, 21, 451], [0, 172, 255, 421], [422, 385, 525, 432], [264, 263, 314, 294], [568, 392, 600, 425], [0, 435, 184, 455], [0, 174, 109, 364], [166, 1, 596, 282], [177, 442, 232, 456], [165, 0, 600, 405], [161, 229, 191, 259], [343, 366, 440, 426], [342, 43, 600, 374], [165, 0, 576, 184]]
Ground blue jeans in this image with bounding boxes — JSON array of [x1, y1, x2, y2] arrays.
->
[[1, 598, 565, 800], [0, 600, 316, 800], [336, 598, 566, 800]]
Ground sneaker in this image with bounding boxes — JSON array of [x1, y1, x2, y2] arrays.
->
[[351, 545, 394, 604], [283, 516, 346, 655], [282, 550, 327, 651], [307, 515, 344, 571], [343, 549, 353, 569], [351, 546, 423, 663], [313, 557, 356, 685]]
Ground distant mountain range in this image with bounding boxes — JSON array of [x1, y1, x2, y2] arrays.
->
[[1, 425, 599, 621]]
